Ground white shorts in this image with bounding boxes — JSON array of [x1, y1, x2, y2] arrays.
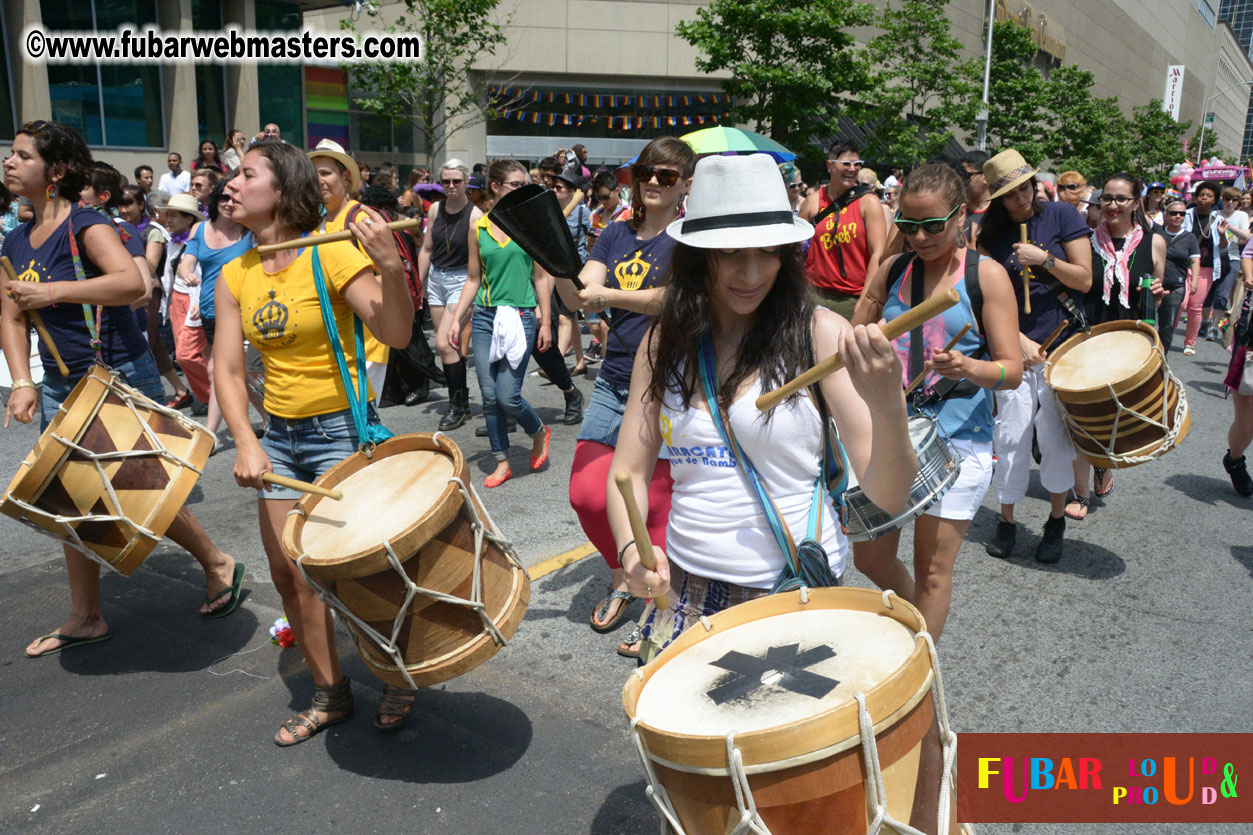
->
[[923, 438, 994, 521], [427, 266, 468, 308]]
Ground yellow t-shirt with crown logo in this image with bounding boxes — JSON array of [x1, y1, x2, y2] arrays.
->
[[222, 240, 373, 418], [322, 200, 389, 364]]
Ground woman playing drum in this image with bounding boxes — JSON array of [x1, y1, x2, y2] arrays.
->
[[977, 149, 1092, 563], [1, 120, 243, 657], [212, 139, 414, 743], [852, 163, 1022, 640], [607, 154, 918, 664]]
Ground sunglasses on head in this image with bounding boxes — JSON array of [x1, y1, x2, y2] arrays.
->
[[22, 120, 50, 133], [632, 163, 681, 187], [893, 204, 961, 236]]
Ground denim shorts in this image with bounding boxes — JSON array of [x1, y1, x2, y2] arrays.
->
[[576, 374, 668, 459], [39, 352, 165, 432], [427, 266, 469, 308], [259, 405, 379, 500]]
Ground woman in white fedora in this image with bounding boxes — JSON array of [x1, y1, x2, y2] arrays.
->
[[606, 153, 918, 664]]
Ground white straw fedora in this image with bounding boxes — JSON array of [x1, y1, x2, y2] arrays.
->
[[667, 154, 813, 249], [161, 192, 205, 220], [307, 139, 361, 194]]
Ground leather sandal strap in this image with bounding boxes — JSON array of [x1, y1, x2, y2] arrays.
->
[[281, 709, 324, 739], [311, 678, 353, 712]]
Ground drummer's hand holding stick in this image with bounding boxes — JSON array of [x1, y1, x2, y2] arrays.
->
[[613, 471, 671, 609], [1, 256, 70, 376], [905, 324, 972, 395], [1020, 332, 1046, 369]]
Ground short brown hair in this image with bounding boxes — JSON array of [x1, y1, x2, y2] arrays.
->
[[248, 139, 322, 234], [629, 135, 696, 232], [1223, 186, 1242, 203]]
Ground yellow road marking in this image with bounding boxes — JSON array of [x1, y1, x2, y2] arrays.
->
[[529, 541, 597, 580]]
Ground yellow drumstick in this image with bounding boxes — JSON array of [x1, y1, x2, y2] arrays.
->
[[1, 256, 70, 376], [255, 217, 423, 255], [1019, 224, 1033, 315], [613, 471, 671, 610], [561, 190, 585, 218], [904, 323, 972, 396], [262, 472, 343, 500], [755, 289, 960, 412]]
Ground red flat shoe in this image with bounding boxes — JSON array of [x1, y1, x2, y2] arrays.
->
[[485, 468, 513, 488], [165, 392, 193, 410], [530, 426, 552, 470]]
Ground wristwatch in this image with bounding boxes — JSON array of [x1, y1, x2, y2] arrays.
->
[[1041, 255, 1056, 272]]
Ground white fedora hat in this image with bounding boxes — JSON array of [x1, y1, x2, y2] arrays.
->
[[667, 154, 813, 249], [308, 138, 361, 194], [161, 191, 205, 220]]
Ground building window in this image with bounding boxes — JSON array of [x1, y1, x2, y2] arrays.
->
[[347, 88, 420, 156], [1199, 0, 1217, 28], [254, 0, 304, 147], [193, 0, 227, 143], [40, 0, 163, 148]]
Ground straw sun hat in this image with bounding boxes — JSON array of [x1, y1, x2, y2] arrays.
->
[[666, 154, 813, 249], [983, 149, 1039, 200]]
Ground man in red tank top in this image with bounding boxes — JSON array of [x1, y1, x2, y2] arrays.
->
[[799, 140, 888, 318]]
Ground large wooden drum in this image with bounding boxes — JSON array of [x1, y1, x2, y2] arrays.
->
[[1044, 320, 1190, 469], [1, 364, 214, 574], [281, 433, 530, 689], [623, 587, 958, 834]]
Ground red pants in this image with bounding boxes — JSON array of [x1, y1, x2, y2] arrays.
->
[[569, 440, 673, 568], [168, 290, 211, 402]]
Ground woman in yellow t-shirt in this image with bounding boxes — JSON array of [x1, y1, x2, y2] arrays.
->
[[212, 139, 414, 746]]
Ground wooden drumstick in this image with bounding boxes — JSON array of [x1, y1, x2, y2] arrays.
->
[[613, 471, 671, 609], [561, 190, 585, 218], [1, 256, 70, 376], [904, 323, 972, 396], [755, 288, 960, 412], [1018, 224, 1033, 315], [262, 472, 343, 500], [255, 217, 423, 255], [1038, 320, 1068, 355]]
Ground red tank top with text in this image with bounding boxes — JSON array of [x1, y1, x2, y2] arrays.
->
[[805, 186, 871, 295]]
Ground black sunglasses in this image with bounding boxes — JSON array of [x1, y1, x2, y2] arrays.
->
[[1056, 183, 1083, 191], [894, 205, 961, 236], [596, 192, 614, 202], [1165, 210, 1186, 217], [440, 178, 463, 186], [632, 164, 681, 187]]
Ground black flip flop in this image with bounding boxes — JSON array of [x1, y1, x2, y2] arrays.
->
[[26, 631, 112, 658], [203, 562, 246, 619], [1094, 467, 1114, 498]]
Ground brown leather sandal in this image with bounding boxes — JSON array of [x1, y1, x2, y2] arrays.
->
[[374, 684, 417, 731], [274, 678, 354, 747]]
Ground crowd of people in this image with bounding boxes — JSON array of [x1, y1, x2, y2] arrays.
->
[[2, 119, 1251, 752]]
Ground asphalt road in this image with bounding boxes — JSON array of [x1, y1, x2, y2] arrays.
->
[[1, 334, 1250, 835]]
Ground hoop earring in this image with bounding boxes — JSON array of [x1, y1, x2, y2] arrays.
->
[[46, 183, 57, 201]]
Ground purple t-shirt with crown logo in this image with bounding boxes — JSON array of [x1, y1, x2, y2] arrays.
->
[[587, 220, 676, 389]]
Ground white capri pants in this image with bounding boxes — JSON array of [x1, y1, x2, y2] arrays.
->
[[992, 365, 1076, 505]]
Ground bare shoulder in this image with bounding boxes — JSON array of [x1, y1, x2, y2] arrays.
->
[[799, 192, 820, 222], [811, 305, 849, 351]]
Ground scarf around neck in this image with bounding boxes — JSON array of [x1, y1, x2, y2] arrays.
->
[[1093, 222, 1143, 309]]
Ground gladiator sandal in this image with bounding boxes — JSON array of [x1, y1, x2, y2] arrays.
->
[[274, 678, 354, 747]]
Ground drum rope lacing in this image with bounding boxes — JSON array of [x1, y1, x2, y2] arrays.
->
[[291, 475, 525, 692], [4, 377, 209, 574], [1057, 347, 1188, 465], [631, 588, 957, 835]]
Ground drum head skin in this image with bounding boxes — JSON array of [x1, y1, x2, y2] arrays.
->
[[1050, 328, 1154, 391], [300, 449, 454, 560], [635, 609, 915, 736]]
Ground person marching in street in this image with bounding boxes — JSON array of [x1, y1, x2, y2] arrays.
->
[[852, 163, 1021, 639], [214, 139, 415, 742], [558, 136, 694, 658], [2, 120, 244, 658], [1223, 244, 1253, 496], [553, 167, 592, 377], [1212, 186, 1250, 342], [1157, 197, 1200, 354], [1180, 180, 1225, 355], [1143, 182, 1166, 226], [799, 140, 888, 319], [447, 159, 556, 489], [978, 149, 1092, 563], [421, 159, 479, 431]]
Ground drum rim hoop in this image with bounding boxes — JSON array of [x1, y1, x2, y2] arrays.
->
[[1044, 320, 1162, 395]]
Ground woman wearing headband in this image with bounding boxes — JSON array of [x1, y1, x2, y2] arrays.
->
[[213, 139, 413, 744]]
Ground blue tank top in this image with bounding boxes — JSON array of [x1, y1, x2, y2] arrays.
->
[[881, 250, 992, 442]]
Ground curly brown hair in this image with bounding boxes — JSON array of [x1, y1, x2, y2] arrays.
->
[[18, 120, 94, 200], [248, 139, 322, 233]]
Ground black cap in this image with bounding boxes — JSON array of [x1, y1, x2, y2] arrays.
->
[[467, 173, 486, 191]]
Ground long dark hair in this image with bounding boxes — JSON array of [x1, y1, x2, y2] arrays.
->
[[979, 176, 1046, 245], [1102, 172, 1150, 231], [646, 242, 813, 416], [194, 139, 225, 172]]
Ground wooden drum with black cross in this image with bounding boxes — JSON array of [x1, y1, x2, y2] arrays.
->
[[623, 587, 960, 834], [281, 433, 530, 689], [1, 365, 215, 574]]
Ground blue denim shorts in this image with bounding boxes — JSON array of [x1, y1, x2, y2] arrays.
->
[[259, 405, 379, 500], [576, 374, 668, 459], [39, 352, 165, 432]]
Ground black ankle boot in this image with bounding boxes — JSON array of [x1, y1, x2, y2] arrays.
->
[[1224, 450, 1253, 497], [562, 386, 585, 425], [1034, 515, 1065, 564], [438, 361, 470, 431]]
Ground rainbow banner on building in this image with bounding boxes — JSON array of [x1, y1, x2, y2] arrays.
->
[[305, 66, 349, 150]]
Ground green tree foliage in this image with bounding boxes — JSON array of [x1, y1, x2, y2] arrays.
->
[[980, 21, 1051, 166], [1127, 101, 1191, 181], [1046, 65, 1133, 178], [675, 0, 875, 159], [859, 0, 981, 167], [341, 0, 511, 168]]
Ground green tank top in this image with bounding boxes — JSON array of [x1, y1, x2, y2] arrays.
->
[[475, 215, 538, 308]]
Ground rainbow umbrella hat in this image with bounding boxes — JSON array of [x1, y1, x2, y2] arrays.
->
[[680, 126, 797, 163]]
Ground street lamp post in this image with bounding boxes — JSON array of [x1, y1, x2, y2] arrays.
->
[[1195, 81, 1253, 163], [975, 0, 995, 151]]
